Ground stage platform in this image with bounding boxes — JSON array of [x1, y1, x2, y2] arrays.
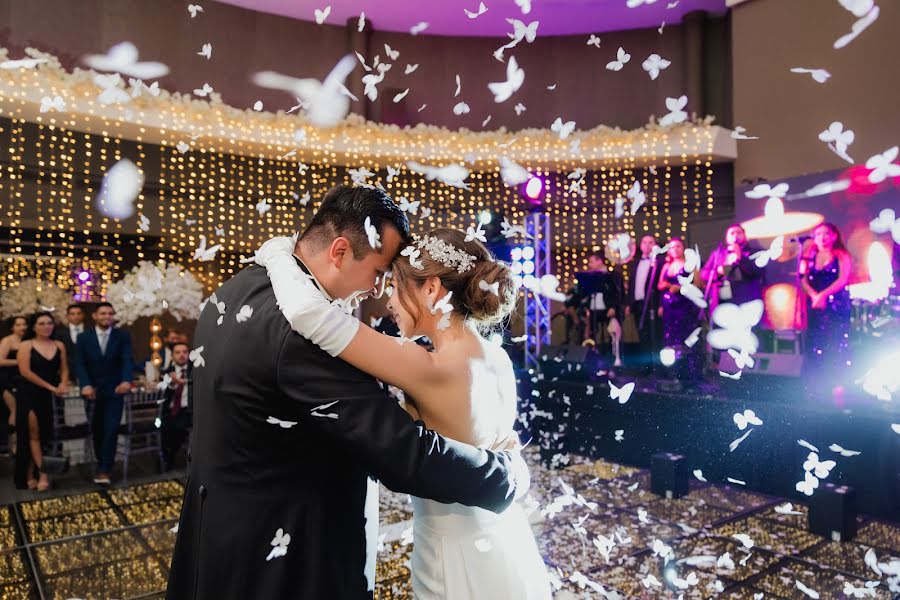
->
[[522, 369, 900, 522]]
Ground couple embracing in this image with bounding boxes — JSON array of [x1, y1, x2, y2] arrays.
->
[[166, 185, 551, 599]]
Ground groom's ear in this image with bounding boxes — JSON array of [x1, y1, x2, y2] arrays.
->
[[328, 237, 352, 268]]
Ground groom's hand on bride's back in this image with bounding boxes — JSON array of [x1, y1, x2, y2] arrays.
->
[[489, 432, 531, 502]]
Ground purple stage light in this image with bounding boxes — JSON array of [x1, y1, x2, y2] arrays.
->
[[77, 270, 91, 283], [525, 176, 544, 200]]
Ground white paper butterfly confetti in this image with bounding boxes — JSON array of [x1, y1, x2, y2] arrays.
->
[[790, 67, 831, 84], [187, 4, 203, 18], [606, 47, 631, 71], [608, 381, 635, 404], [733, 409, 762, 430], [236, 305, 253, 323], [488, 56, 525, 103], [197, 43, 211, 59], [731, 126, 759, 140], [189, 346, 205, 368], [795, 580, 820, 599], [431, 291, 454, 331], [401, 245, 424, 269], [397, 197, 420, 215], [83, 41, 169, 79], [708, 299, 764, 354], [253, 54, 357, 128], [659, 95, 688, 127], [551, 117, 576, 140], [586, 34, 601, 48], [498, 156, 531, 186], [266, 528, 291, 561], [829, 443, 861, 457], [266, 416, 298, 429], [314, 5, 331, 24], [364, 216, 381, 250], [818, 121, 855, 163], [39, 95, 65, 113], [865, 146, 900, 184], [627, 180, 646, 214], [406, 161, 470, 189], [803, 452, 836, 479], [797, 471, 820, 496], [193, 235, 222, 262], [96, 158, 144, 220], [465, 2, 488, 19], [465, 221, 487, 243], [642, 53, 670, 80], [478, 280, 500, 296], [750, 235, 784, 268], [834, 3, 879, 49]]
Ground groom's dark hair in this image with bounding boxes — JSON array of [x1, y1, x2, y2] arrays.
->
[[299, 185, 410, 258]]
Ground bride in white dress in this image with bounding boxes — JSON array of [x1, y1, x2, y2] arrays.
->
[[255, 229, 551, 600]]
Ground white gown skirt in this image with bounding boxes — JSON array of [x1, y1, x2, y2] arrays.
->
[[410, 497, 551, 600]]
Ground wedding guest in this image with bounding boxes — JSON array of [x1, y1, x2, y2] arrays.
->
[[75, 302, 134, 485], [160, 342, 192, 471], [15, 312, 68, 491], [800, 222, 852, 393], [0, 316, 28, 454], [54, 304, 86, 377], [657, 238, 702, 382]]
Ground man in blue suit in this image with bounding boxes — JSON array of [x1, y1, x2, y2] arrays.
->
[[75, 302, 134, 484]]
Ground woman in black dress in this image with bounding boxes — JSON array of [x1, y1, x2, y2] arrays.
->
[[800, 222, 852, 395], [0, 316, 28, 453], [15, 312, 69, 491], [657, 237, 702, 382]]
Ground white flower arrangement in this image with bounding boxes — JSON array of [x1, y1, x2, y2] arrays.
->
[[106, 260, 203, 325], [0, 278, 73, 322]]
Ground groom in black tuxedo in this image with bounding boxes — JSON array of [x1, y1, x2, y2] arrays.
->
[[166, 186, 529, 600]]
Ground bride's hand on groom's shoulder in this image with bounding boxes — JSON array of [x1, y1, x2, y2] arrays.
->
[[254, 236, 296, 268]]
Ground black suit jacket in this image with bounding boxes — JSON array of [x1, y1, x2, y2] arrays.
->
[[166, 264, 519, 600], [74, 327, 134, 395], [53, 324, 83, 376], [626, 255, 664, 308]]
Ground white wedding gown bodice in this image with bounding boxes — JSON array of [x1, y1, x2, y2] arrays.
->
[[255, 236, 550, 600], [411, 335, 549, 600]]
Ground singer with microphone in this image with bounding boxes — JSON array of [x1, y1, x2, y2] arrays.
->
[[798, 222, 852, 394], [700, 224, 765, 317]]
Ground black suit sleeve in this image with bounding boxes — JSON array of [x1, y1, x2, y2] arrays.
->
[[735, 252, 765, 281], [75, 332, 91, 388], [275, 331, 517, 514], [118, 330, 134, 383]]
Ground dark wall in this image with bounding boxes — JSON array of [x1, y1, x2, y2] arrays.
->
[[0, 0, 729, 131], [731, 0, 900, 182]]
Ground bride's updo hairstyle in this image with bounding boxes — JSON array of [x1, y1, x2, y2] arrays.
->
[[391, 228, 517, 333]]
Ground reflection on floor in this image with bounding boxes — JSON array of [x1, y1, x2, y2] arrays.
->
[[0, 453, 898, 599]]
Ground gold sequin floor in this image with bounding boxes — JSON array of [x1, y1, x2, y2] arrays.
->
[[0, 455, 897, 599]]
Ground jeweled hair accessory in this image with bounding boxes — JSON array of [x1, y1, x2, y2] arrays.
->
[[416, 235, 476, 273]]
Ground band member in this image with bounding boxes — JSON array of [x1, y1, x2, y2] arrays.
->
[[625, 235, 664, 372], [658, 238, 702, 383], [700, 224, 765, 315], [799, 222, 852, 395], [573, 252, 624, 365]]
